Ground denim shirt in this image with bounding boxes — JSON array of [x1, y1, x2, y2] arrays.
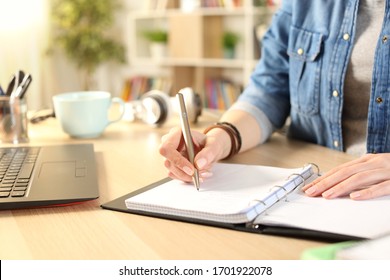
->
[[237, 0, 390, 153]]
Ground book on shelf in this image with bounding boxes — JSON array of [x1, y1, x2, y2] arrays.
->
[[121, 76, 172, 101], [179, 0, 243, 11], [196, 0, 279, 9], [200, 0, 243, 8], [204, 78, 241, 110], [102, 162, 390, 242]]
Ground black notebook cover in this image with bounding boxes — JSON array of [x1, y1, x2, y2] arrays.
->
[[101, 178, 364, 243]]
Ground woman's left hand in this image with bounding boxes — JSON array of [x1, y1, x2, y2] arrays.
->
[[301, 153, 390, 200]]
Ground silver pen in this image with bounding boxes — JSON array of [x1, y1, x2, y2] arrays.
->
[[177, 92, 200, 191]]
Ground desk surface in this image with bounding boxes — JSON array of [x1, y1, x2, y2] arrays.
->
[[0, 110, 356, 260]]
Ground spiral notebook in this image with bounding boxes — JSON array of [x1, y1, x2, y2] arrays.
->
[[102, 163, 390, 242]]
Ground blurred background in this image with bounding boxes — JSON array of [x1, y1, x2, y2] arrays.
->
[[0, 0, 139, 110], [0, 0, 277, 112]]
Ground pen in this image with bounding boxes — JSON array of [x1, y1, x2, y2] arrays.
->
[[5, 74, 16, 96], [11, 74, 32, 99], [177, 92, 200, 191], [15, 70, 25, 88]]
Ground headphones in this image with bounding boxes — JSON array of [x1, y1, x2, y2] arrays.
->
[[123, 87, 202, 126]]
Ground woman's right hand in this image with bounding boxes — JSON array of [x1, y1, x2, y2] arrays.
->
[[159, 127, 229, 182]]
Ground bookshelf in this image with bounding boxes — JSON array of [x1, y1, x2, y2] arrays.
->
[[126, 0, 276, 109]]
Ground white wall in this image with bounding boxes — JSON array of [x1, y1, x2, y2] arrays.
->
[[0, 0, 144, 111]]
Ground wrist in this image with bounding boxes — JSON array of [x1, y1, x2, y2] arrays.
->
[[203, 122, 242, 160], [204, 127, 231, 160]]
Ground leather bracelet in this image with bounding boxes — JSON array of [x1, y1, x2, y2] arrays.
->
[[217, 122, 242, 153], [203, 123, 240, 159]]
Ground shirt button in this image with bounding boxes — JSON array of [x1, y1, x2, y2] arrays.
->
[[333, 140, 339, 148], [343, 33, 350, 41], [383, 35, 388, 43], [297, 48, 304, 55], [332, 90, 339, 97], [376, 97, 383, 103]]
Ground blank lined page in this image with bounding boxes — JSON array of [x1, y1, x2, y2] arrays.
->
[[255, 188, 390, 239], [125, 163, 305, 223]]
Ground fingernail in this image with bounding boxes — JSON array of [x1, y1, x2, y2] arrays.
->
[[200, 171, 213, 178], [196, 158, 207, 169], [305, 187, 316, 195], [183, 166, 193, 176], [322, 189, 334, 198], [350, 192, 361, 199]]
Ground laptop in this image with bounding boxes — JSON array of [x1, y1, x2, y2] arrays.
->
[[0, 143, 99, 210]]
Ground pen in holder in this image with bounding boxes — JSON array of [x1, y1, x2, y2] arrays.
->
[[0, 96, 29, 143]]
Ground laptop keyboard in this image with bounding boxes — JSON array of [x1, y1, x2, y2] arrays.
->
[[0, 147, 40, 198]]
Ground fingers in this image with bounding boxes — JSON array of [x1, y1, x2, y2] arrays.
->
[[159, 128, 194, 181], [160, 127, 182, 151], [194, 132, 227, 172], [302, 154, 390, 200], [302, 155, 375, 192], [160, 127, 211, 182], [350, 181, 390, 200], [312, 169, 389, 199], [163, 158, 194, 182], [302, 162, 368, 196]]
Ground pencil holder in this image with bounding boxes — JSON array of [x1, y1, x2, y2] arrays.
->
[[0, 96, 29, 143]]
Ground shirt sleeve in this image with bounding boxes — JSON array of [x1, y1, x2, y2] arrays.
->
[[228, 100, 275, 144], [237, 4, 292, 130]]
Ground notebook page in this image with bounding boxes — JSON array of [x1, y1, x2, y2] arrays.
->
[[126, 163, 305, 224], [255, 188, 390, 239]]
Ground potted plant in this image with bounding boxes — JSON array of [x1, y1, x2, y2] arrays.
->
[[142, 29, 168, 60], [50, 0, 126, 90], [222, 31, 240, 59]]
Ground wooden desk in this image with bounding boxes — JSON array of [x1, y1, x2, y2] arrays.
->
[[0, 110, 356, 260]]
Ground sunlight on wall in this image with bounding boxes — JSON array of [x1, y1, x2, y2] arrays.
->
[[0, 0, 132, 110], [0, 0, 50, 109], [0, 0, 45, 31]]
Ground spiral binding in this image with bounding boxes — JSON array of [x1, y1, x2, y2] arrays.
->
[[269, 185, 289, 202], [251, 199, 268, 214], [305, 162, 320, 175], [248, 163, 320, 229], [288, 173, 306, 187]]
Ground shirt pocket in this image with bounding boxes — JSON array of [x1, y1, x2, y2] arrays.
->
[[287, 26, 324, 115]]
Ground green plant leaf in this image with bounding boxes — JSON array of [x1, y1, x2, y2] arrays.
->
[[141, 30, 168, 43], [222, 31, 240, 49], [50, 0, 126, 84]]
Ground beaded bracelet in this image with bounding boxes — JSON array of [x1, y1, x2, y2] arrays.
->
[[203, 122, 242, 159]]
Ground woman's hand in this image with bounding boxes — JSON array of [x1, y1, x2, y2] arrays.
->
[[302, 153, 390, 200], [159, 127, 228, 182], [159, 110, 262, 183]]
